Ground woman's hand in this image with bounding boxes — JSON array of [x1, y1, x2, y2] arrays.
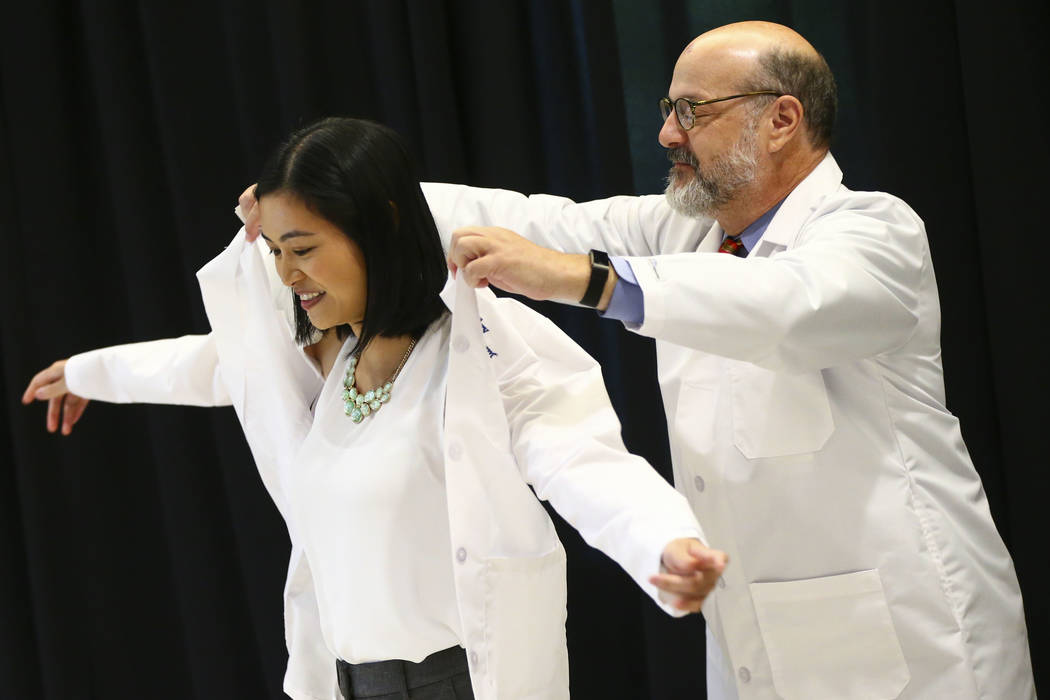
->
[[650, 538, 728, 613], [21, 359, 90, 435], [238, 184, 261, 242]]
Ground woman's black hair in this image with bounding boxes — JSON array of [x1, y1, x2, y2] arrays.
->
[[255, 117, 448, 353]]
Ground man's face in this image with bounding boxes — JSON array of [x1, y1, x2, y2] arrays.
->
[[659, 42, 765, 218], [664, 117, 759, 219]]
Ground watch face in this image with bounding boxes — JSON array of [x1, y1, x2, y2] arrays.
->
[[582, 250, 611, 307], [590, 249, 610, 267]]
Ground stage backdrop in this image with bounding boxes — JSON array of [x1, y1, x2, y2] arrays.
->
[[2, 1, 1046, 698]]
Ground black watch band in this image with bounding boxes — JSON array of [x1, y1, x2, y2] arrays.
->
[[579, 249, 611, 308]]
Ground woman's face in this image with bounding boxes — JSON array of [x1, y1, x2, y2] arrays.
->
[[258, 192, 367, 332]]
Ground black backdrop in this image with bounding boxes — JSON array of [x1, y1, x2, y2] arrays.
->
[[2, 1, 1047, 698]]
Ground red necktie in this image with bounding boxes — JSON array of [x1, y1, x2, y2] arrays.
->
[[718, 235, 747, 257]]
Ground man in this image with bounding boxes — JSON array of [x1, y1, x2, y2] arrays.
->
[[428, 20, 1034, 700]]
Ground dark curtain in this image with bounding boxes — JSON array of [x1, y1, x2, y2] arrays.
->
[[1, 1, 1045, 698]]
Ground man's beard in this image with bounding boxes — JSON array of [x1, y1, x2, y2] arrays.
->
[[664, 126, 759, 219]]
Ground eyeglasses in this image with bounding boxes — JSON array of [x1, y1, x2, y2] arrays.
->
[[659, 91, 782, 130]]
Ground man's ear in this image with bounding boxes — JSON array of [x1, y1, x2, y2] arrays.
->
[[766, 95, 805, 153]]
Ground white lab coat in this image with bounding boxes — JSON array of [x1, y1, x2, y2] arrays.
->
[[66, 230, 705, 700], [420, 153, 1035, 699]]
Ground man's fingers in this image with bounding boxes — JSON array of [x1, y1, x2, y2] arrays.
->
[[461, 258, 492, 289], [448, 234, 491, 285]]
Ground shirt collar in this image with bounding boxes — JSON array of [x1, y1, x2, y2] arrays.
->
[[728, 199, 785, 253]]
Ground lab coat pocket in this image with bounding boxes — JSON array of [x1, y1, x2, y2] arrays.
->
[[728, 364, 833, 458], [483, 544, 569, 698], [750, 569, 910, 700]]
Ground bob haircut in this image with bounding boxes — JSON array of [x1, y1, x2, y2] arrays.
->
[[255, 117, 448, 352]]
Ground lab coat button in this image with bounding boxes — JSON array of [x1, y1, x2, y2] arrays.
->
[[469, 650, 479, 666], [738, 667, 751, 683], [452, 335, 470, 353], [456, 547, 467, 563], [694, 475, 705, 492], [448, 442, 463, 460]]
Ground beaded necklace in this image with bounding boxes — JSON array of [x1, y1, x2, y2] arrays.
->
[[342, 338, 417, 423]]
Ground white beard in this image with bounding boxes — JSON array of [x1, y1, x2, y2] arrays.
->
[[664, 127, 759, 219]]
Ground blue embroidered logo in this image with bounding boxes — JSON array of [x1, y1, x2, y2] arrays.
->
[[485, 345, 498, 358], [480, 317, 490, 334]]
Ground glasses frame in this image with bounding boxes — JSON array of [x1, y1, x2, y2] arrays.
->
[[660, 91, 783, 130]]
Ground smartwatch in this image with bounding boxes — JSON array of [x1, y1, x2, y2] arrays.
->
[[579, 249, 611, 308]]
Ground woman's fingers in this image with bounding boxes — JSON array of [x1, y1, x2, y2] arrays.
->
[[62, 395, 90, 435], [46, 395, 62, 433], [22, 362, 64, 403]]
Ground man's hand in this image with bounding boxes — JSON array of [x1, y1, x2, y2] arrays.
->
[[238, 184, 261, 242], [21, 360, 90, 435], [448, 226, 616, 309], [650, 538, 728, 613]]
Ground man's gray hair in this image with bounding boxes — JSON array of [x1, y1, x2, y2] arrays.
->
[[743, 48, 838, 149]]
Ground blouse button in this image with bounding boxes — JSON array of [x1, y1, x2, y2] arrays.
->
[[738, 667, 751, 683], [694, 475, 705, 492], [469, 650, 479, 666], [718, 576, 726, 589], [456, 547, 467, 563], [448, 442, 463, 461], [452, 335, 470, 353]]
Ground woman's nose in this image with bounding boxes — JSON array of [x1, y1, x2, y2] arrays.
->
[[277, 257, 302, 286]]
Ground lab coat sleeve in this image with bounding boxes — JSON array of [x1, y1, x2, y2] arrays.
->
[[65, 333, 232, 406], [484, 295, 706, 616], [627, 195, 927, 372], [422, 182, 709, 257]]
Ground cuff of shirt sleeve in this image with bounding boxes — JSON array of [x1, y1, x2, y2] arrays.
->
[[63, 352, 96, 400], [599, 257, 644, 325]]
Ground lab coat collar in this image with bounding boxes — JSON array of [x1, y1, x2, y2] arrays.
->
[[750, 152, 842, 257], [439, 272, 457, 311]]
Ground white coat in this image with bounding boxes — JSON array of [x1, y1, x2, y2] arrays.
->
[[421, 153, 1035, 699], [66, 230, 705, 700]]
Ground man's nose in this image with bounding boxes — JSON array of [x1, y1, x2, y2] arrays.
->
[[658, 110, 686, 149]]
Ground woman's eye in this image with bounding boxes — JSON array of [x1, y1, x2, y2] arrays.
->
[[268, 248, 281, 257], [292, 248, 315, 257]]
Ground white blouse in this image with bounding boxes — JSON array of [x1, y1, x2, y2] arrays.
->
[[287, 313, 463, 664]]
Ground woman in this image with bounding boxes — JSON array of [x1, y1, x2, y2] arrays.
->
[[25, 118, 724, 700]]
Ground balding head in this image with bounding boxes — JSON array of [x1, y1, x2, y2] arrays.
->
[[676, 22, 837, 149], [659, 22, 836, 230]]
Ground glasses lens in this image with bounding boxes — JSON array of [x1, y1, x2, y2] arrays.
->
[[659, 99, 672, 122], [674, 98, 693, 130]]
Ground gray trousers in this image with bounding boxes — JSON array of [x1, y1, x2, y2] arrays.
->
[[336, 646, 474, 700]]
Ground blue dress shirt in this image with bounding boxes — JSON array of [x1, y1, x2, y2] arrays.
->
[[601, 201, 785, 325]]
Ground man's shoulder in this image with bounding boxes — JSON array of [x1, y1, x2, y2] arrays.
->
[[811, 183, 924, 230]]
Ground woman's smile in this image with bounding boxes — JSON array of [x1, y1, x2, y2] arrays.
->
[[299, 290, 326, 311]]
